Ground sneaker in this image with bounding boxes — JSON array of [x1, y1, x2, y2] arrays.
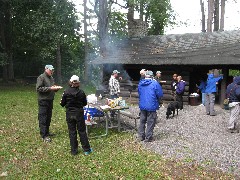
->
[[42, 137, 51, 142], [206, 112, 210, 115], [210, 113, 216, 116], [84, 148, 93, 155]]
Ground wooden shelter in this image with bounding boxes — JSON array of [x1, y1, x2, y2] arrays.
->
[[92, 30, 240, 105]]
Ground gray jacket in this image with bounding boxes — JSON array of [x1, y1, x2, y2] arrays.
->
[[36, 72, 55, 100]]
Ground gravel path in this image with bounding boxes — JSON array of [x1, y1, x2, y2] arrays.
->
[[125, 104, 240, 175]]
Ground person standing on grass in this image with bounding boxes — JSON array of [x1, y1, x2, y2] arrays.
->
[[36, 65, 61, 143], [109, 70, 121, 99], [138, 70, 163, 142], [205, 72, 223, 116], [226, 76, 240, 133], [176, 75, 186, 110], [60, 75, 92, 155]]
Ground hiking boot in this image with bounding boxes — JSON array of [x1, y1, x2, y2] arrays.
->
[[71, 150, 78, 156], [144, 137, 154, 142], [42, 137, 51, 142], [227, 128, 239, 133], [47, 132, 55, 137], [84, 148, 93, 155]]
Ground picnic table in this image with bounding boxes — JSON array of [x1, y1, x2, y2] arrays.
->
[[84, 101, 130, 138]]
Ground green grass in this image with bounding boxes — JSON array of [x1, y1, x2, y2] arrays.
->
[[0, 85, 237, 179]]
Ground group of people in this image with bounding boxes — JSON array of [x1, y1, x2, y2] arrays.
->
[[195, 72, 240, 134], [36, 64, 240, 156], [36, 65, 92, 155]]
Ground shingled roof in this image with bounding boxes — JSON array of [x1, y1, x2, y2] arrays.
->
[[93, 30, 240, 65]]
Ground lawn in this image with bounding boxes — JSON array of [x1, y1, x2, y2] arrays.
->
[[0, 84, 236, 179]]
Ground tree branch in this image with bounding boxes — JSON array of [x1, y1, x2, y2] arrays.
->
[[110, 0, 128, 9]]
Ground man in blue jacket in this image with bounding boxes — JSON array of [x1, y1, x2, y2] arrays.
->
[[205, 73, 223, 116], [138, 70, 163, 142]]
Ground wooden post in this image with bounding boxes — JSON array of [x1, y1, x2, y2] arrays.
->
[[220, 68, 228, 108]]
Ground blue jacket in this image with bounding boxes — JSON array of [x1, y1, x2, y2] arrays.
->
[[138, 78, 163, 111], [205, 74, 223, 93], [226, 76, 240, 102], [176, 80, 186, 95], [198, 80, 206, 93]]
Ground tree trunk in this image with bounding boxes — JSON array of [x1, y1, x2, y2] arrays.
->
[[56, 44, 62, 84], [0, 14, 8, 82], [127, 0, 134, 23], [214, 0, 219, 31], [200, 0, 206, 32], [1, 0, 14, 82], [139, 0, 144, 21], [84, 0, 89, 82], [98, 0, 108, 57], [220, 0, 225, 31], [207, 0, 214, 32]]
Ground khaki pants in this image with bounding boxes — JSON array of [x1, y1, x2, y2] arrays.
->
[[228, 104, 240, 129], [205, 93, 216, 115]]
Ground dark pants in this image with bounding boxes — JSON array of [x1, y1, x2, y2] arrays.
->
[[38, 100, 53, 138], [138, 110, 157, 140], [176, 94, 183, 109], [66, 110, 91, 153]]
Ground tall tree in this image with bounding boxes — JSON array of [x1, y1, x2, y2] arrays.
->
[[200, 0, 206, 32], [207, 0, 214, 32], [0, 0, 14, 81], [220, 0, 225, 31]]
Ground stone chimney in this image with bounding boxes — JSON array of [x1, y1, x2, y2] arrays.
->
[[128, 19, 148, 39]]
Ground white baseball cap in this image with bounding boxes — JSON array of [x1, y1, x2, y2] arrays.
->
[[70, 75, 80, 83]]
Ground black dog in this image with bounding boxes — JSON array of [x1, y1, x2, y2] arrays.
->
[[166, 101, 180, 119]]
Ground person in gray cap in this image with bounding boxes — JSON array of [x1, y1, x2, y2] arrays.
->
[[109, 70, 121, 99], [36, 65, 61, 142], [138, 70, 163, 142]]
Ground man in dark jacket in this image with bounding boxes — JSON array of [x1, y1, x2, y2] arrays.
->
[[36, 65, 61, 142], [226, 76, 240, 133], [60, 75, 92, 155], [138, 70, 163, 142], [171, 74, 178, 100], [205, 73, 223, 116]]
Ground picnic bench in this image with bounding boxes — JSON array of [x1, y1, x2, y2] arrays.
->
[[118, 110, 139, 131]]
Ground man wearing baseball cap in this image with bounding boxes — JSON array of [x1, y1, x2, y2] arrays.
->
[[36, 64, 61, 142], [138, 70, 163, 142], [109, 70, 121, 99]]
